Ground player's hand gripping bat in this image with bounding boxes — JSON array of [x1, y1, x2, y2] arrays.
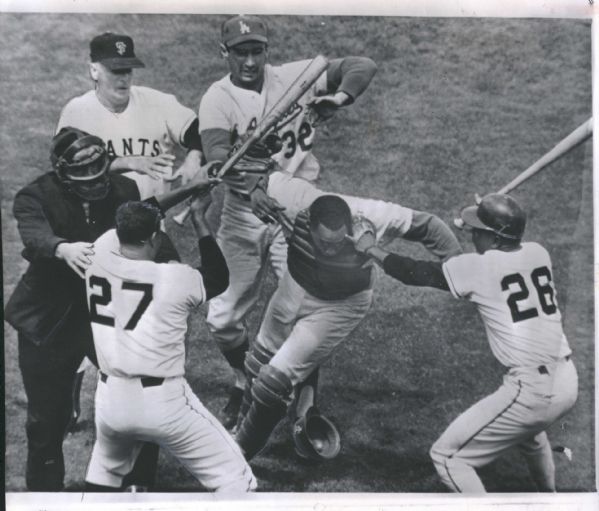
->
[[173, 55, 329, 225], [454, 117, 592, 229]]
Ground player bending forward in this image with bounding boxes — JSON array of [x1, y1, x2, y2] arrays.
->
[[84, 197, 256, 492], [200, 15, 378, 427], [350, 193, 578, 492], [234, 171, 462, 460]]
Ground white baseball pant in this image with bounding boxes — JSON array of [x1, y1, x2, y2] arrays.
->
[[256, 270, 374, 385], [430, 356, 578, 492], [86, 373, 256, 492], [207, 191, 287, 351]]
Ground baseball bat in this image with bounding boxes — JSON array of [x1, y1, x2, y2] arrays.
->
[[454, 117, 592, 228], [173, 55, 329, 225]]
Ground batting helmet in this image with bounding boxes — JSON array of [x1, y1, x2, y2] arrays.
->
[[292, 407, 341, 461], [460, 193, 526, 240], [51, 127, 111, 201]]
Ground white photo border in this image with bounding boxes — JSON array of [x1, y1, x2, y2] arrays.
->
[[2, 0, 597, 510]]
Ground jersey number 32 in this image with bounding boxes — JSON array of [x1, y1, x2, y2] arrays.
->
[[501, 266, 557, 323]]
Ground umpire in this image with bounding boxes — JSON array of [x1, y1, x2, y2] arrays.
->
[[5, 127, 203, 491]]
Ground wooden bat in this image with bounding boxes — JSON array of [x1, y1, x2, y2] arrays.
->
[[173, 55, 329, 225], [497, 117, 592, 194], [454, 117, 592, 228]]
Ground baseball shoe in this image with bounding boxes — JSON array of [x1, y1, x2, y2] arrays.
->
[[221, 387, 244, 430]]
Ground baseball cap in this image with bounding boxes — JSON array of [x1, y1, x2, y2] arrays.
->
[[90, 32, 145, 70], [221, 15, 268, 47]]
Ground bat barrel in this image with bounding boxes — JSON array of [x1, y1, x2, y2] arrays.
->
[[497, 117, 592, 195]]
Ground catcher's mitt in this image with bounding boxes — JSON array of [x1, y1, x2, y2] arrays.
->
[[293, 407, 341, 461], [207, 135, 282, 196], [226, 135, 283, 177]]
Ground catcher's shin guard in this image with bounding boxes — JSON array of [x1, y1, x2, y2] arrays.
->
[[236, 365, 292, 460], [293, 407, 341, 461], [236, 344, 275, 428]]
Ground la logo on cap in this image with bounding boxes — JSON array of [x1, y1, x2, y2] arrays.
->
[[115, 41, 127, 55], [239, 20, 251, 34]]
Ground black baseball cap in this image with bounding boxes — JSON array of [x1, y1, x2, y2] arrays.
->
[[221, 15, 268, 47], [90, 32, 145, 70]]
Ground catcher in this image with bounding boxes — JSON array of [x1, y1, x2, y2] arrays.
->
[[199, 14, 378, 431], [231, 170, 462, 461]]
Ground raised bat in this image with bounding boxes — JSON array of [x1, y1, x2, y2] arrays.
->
[[173, 54, 329, 225]]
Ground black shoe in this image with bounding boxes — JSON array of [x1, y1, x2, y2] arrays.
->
[[221, 387, 244, 430]]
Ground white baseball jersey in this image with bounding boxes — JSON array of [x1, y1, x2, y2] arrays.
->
[[85, 229, 205, 378], [57, 86, 196, 199], [200, 60, 328, 182], [267, 171, 414, 240], [442, 242, 571, 368]]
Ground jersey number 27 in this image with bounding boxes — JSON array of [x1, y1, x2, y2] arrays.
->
[[501, 266, 557, 323], [88, 275, 153, 330]]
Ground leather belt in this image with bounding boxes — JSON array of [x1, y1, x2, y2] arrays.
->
[[100, 371, 164, 388], [538, 355, 570, 375]]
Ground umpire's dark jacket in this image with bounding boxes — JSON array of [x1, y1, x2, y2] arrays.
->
[[5, 172, 140, 347]]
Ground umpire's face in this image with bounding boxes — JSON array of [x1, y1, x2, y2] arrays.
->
[[226, 41, 268, 92]]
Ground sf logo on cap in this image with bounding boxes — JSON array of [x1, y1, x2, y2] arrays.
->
[[115, 41, 127, 55], [239, 20, 251, 34]]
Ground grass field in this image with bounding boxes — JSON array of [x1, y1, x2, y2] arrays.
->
[[1, 14, 594, 493]]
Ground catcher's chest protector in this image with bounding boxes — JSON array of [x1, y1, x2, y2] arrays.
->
[[287, 210, 373, 300]]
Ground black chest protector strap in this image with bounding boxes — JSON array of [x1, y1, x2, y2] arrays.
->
[[288, 210, 373, 300]]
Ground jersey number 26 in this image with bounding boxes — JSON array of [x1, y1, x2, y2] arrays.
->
[[501, 266, 557, 323]]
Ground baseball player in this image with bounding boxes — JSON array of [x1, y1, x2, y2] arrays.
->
[[4, 127, 209, 491], [84, 198, 256, 493], [200, 14, 378, 427], [233, 170, 462, 460], [57, 31, 203, 437], [57, 32, 203, 200], [350, 193, 578, 492]]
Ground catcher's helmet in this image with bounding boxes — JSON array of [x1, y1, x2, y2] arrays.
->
[[460, 193, 526, 240], [293, 407, 341, 461], [51, 127, 111, 201]]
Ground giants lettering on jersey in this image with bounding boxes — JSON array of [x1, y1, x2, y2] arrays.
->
[[105, 139, 162, 157]]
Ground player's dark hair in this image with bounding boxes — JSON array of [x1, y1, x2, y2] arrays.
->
[[495, 234, 522, 251], [309, 195, 352, 232], [116, 201, 161, 245]]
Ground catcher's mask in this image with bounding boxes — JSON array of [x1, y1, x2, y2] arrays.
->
[[51, 127, 111, 201], [293, 407, 341, 461]]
